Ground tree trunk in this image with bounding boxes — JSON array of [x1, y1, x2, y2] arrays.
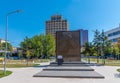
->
[[32, 58, 34, 64], [26, 58, 28, 66], [97, 50, 99, 63], [103, 55, 105, 65], [88, 55, 90, 63], [97, 56, 99, 63], [21, 58, 22, 64], [85, 55, 87, 62]]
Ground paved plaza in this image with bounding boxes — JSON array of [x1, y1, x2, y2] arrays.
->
[[0, 62, 120, 83]]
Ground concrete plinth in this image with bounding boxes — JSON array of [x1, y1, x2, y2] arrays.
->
[[33, 62, 104, 78]]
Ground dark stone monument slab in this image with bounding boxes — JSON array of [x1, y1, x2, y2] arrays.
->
[[56, 30, 81, 62]]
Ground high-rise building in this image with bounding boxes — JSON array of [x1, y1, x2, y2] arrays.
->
[[105, 25, 120, 44], [79, 29, 88, 46], [46, 15, 69, 36]]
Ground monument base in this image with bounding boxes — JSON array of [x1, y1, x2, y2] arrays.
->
[[33, 62, 104, 78], [62, 56, 80, 62]]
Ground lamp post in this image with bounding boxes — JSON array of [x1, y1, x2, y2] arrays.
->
[[4, 10, 22, 75]]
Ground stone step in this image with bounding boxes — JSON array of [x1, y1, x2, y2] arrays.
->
[[50, 62, 86, 64], [33, 71, 104, 78], [50, 62, 97, 66], [43, 67, 94, 71], [49, 63, 89, 66]]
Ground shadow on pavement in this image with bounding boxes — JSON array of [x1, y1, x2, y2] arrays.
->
[[114, 73, 120, 78], [32, 65, 49, 68]]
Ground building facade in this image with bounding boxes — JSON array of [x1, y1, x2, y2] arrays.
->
[[46, 15, 69, 36], [105, 25, 120, 44], [0, 39, 5, 43], [80, 29, 88, 46]]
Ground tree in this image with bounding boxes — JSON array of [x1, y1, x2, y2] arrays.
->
[[0, 43, 2, 50], [31, 34, 44, 58], [100, 30, 113, 64], [2, 42, 13, 52], [93, 30, 112, 64], [100, 30, 106, 64], [83, 42, 94, 63], [20, 36, 32, 64], [20, 34, 55, 59], [93, 30, 101, 63], [117, 38, 120, 60], [111, 43, 119, 62], [18, 50, 23, 63], [26, 50, 31, 66], [104, 37, 112, 57], [1, 42, 13, 57], [43, 34, 55, 58]]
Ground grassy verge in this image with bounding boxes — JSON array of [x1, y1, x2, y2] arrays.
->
[[36, 59, 50, 63], [0, 64, 39, 68], [117, 69, 120, 72], [0, 70, 12, 78], [105, 64, 120, 66], [0, 59, 51, 68], [82, 58, 120, 66], [0, 59, 50, 64]]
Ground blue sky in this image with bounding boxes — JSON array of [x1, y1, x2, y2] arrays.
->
[[0, 0, 120, 47]]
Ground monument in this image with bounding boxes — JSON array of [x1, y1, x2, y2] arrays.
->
[[33, 30, 104, 79], [56, 30, 81, 62]]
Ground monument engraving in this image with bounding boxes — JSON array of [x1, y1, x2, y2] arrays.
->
[[56, 30, 81, 62]]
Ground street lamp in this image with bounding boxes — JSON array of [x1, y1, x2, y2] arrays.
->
[[4, 10, 22, 75]]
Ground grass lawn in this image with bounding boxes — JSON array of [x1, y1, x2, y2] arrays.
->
[[0, 59, 51, 68], [0, 70, 12, 78], [36, 59, 50, 63], [82, 58, 120, 66], [0, 64, 39, 68], [105, 63, 120, 66], [117, 69, 120, 72], [4, 59, 50, 64]]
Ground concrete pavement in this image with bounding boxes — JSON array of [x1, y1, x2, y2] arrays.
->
[[0, 62, 120, 83]]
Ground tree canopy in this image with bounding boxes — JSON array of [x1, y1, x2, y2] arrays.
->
[[20, 34, 55, 59]]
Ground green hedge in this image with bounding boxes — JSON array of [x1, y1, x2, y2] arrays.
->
[[117, 69, 120, 72]]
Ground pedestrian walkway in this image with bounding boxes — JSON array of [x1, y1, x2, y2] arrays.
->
[[0, 62, 120, 83]]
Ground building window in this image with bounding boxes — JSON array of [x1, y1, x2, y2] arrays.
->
[[108, 31, 120, 37], [112, 38, 118, 42]]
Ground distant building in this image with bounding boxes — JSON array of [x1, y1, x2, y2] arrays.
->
[[79, 29, 88, 46], [0, 38, 10, 53], [0, 39, 5, 43], [105, 25, 120, 44], [17, 47, 22, 53], [46, 15, 69, 36], [12, 47, 18, 53], [0, 39, 12, 53]]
